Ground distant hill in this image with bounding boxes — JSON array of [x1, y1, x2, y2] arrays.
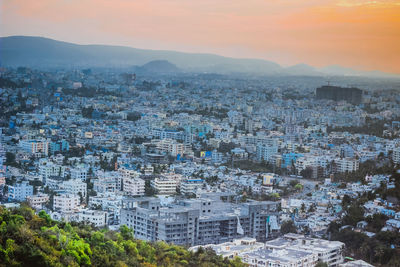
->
[[0, 36, 280, 74], [282, 64, 320, 76], [0, 36, 398, 77], [136, 60, 180, 73]]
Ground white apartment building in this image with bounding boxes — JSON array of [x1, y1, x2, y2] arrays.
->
[[256, 143, 279, 162], [88, 193, 123, 224], [93, 171, 121, 193], [123, 176, 145, 196], [267, 234, 345, 267], [78, 210, 108, 227], [118, 169, 145, 196], [70, 167, 88, 181], [39, 160, 65, 184], [119, 168, 140, 179], [61, 179, 87, 199], [27, 194, 49, 208], [151, 177, 178, 195], [45, 176, 64, 190], [294, 156, 333, 176], [334, 158, 359, 173], [52, 154, 65, 165], [393, 147, 400, 164], [228, 110, 243, 125], [241, 247, 318, 267], [211, 150, 224, 164], [180, 179, 204, 195], [53, 193, 80, 212], [190, 238, 264, 259], [156, 138, 185, 156], [241, 136, 278, 147]]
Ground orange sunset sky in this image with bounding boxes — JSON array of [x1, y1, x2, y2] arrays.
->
[[1, 0, 400, 73]]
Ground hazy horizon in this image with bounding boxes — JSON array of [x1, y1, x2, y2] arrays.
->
[[1, 0, 399, 74]]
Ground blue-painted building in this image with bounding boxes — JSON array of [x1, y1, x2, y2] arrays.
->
[[8, 181, 33, 202], [281, 152, 303, 169], [50, 139, 70, 154]]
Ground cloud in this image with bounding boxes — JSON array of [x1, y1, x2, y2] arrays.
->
[[336, 0, 399, 7]]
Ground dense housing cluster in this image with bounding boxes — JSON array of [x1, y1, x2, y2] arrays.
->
[[1, 67, 400, 266]]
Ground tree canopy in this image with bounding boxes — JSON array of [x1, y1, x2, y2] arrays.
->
[[0, 205, 245, 267]]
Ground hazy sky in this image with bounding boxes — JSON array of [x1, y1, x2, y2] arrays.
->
[[1, 0, 400, 73]]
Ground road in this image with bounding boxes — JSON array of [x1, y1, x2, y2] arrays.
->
[[281, 175, 321, 198]]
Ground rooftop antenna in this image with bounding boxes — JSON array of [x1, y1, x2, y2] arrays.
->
[[326, 80, 331, 86]]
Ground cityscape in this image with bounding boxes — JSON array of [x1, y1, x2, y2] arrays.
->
[[1, 1, 400, 267]]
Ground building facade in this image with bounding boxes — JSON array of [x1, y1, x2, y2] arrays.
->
[[121, 196, 279, 246], [8, 181, 33, 202]]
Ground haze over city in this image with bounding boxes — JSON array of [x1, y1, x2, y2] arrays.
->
[[1, 0, 400, 73]]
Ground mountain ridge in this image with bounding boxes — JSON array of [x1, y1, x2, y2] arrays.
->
[[0, 35, 399, 78]]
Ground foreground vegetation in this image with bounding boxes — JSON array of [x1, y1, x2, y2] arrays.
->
[[327, 169, 400, 266], [0, 205, 245, 267]]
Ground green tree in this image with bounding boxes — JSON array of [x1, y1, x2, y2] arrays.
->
[[5, 152, 16, 166], [295, 183, 303, 191], [0, 205, 246, 267], [280, 220, 297, 234]]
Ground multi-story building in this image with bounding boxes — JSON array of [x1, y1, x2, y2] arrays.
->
[[8, 181, 33, 202], [61, 179, 87, 200], [0, 141, 6, 187], [192, 234, 343, 266], [27, 193, 50, 208], [265, 234, 344, 267], [180, 179, 204, 195], [19, 139, 50, 156], [228, 110, 243, 125], [334, 158, 359, 173], [393, 147, 400, 164], [39, 160, 65, 184], [53, 193, 80, 212], [151, 177, 178, 195], [211, 150, 224, 164], [78, 210, 108, 227], [49, 139, 69, 154], [88, 193, 123, 225], [70, 166, 88, 181], [121, 195, 279, 246], [256, 143, 279, 162], [152, 128, 183, 140], [119, 168, 145, 196], [241, 136, 278, 147], [93, 171, 121, 193], [155, 139, 185, 156], [241, 247, 317, 267], [190, 237, 264, 259], [123, 176, 145, 196], [45, 176, 64, 190]]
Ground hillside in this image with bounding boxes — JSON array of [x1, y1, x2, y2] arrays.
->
[[0, 36, 280, 74], [137, 60, 180, 73], [1, 36, 398, 77], [0, 205, 244, 267]]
